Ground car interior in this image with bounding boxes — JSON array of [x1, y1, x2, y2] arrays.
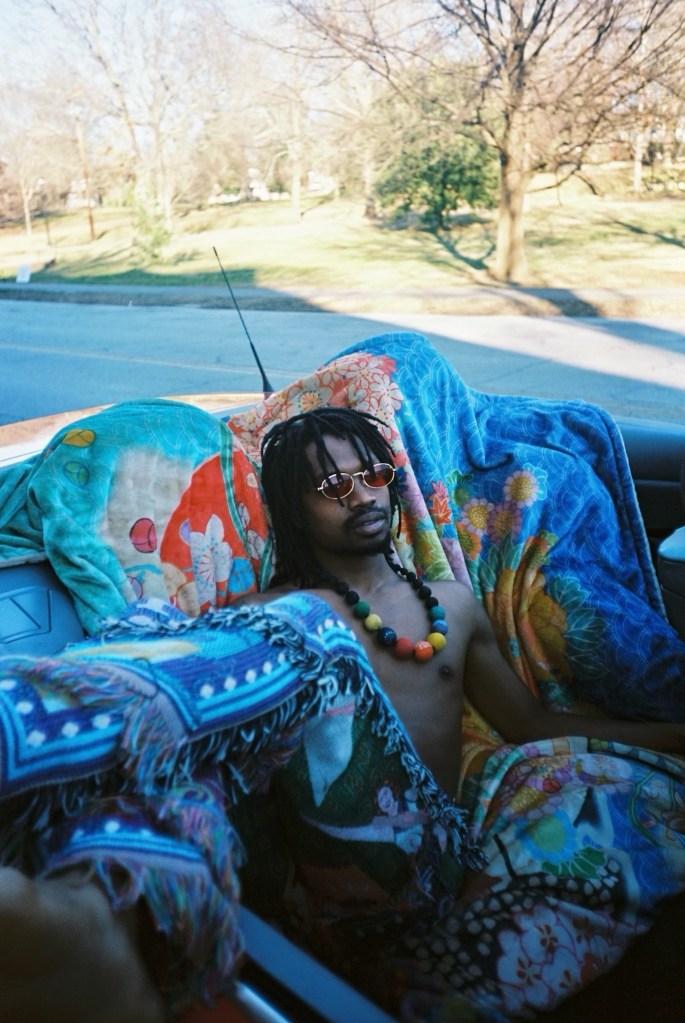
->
[[1, 391, 684, 1023]]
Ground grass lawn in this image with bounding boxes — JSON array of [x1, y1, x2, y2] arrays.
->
[[523, 191, 685, 289], [2, 174, 684, 311]]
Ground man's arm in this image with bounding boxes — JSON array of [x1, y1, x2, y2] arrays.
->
[[0, 867, 165, 1023], [463, 601, 685, 753]]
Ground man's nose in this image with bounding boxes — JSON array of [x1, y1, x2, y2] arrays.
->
[[345, 478, 376, 507]]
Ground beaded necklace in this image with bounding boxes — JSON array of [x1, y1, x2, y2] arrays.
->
[[320, 554, 448, 662]]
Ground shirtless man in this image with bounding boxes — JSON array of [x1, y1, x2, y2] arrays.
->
[[253, 405, 685, 795]]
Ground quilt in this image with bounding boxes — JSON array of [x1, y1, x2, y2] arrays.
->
[[0, 398, 272, 633], [1, 332, 685, 1022]]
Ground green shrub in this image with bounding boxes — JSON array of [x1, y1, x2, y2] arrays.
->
[[376, 136, 499, 230]]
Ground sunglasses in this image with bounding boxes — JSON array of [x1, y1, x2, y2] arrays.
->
[[314, 462, 396, 500]]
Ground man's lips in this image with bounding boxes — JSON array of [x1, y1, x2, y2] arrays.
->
[[345, 510, 388, 536]]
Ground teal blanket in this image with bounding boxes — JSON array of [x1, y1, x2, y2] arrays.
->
[[0, 398, 273, 632]]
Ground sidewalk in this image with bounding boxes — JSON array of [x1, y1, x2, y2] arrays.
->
[[2, 279, 685, 317]]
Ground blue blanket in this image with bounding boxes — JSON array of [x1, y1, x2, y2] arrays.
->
[[0, 398, 273, 632], [231, 331, 685, 719]]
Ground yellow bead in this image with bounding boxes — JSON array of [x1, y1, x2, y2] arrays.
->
[[428, 632, 447, 651], [364, 613, 382, 631]]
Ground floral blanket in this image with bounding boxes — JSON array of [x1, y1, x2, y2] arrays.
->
[[1, 332, 685, 1021], [227, 331, 685, 1019]]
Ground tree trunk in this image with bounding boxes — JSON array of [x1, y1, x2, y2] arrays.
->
[[494, 153, 530, 283], [633, 129, 645, 193], [153, 126, 173, 236], [289, 100, 303, 221], [290, 154, 302, 220], [74, 116, 96, 242], [21, 188, 33, 238], [161, 187, 174, 235], [362, 146, 377, 218]]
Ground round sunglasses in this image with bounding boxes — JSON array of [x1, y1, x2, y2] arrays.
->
[[314, 462, 396, 500]]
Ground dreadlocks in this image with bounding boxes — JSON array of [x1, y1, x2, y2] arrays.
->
[[260, 406, 401, 587]]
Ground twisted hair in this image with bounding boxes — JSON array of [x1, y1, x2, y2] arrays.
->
[[260, 406, 401, 586]]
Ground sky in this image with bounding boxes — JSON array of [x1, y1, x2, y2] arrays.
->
[[2, 0, 69, 79], [0, 0, 276, 84]]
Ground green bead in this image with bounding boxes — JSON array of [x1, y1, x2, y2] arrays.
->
[[353, 600, 371, 618], [429, 604, 446, 621]]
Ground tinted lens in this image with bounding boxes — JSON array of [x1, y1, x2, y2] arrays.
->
[[363, 463, 395, 488], [320, 474, 354, 499]]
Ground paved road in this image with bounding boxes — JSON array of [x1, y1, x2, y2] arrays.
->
[[1, 297, 684, 425]]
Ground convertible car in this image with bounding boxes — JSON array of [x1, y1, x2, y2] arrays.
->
[[1, 331, 684, 1023]]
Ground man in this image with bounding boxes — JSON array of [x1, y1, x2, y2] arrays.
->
[[252, 405, 685, 793]]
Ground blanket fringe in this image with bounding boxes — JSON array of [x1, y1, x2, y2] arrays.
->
[[41, 781, 244, 1009]]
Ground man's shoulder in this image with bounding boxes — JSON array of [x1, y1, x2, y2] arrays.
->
[[429, 578, 481, 621], [430, 577, 476, 602], [231, 583, 298, 607]]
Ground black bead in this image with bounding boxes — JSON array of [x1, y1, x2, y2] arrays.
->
[[425, 596, 439, 609], [333, 580, 349, 596], [416, 584, 432, 599], [344, 590, 360, 605], [377, 627, 398, 647]]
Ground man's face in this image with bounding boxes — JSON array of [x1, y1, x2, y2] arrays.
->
[[300, 435, 393, 558]]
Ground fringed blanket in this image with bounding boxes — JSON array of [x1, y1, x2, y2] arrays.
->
[[1, 332, 685, 1021], [0, 595, 477, 1012]]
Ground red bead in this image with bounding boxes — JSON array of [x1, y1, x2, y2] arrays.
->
[[393, 637, 415, 659], [414, 640, 434, 661]]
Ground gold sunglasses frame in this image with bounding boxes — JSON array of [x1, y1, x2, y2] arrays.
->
[[314, 462, 396, 500]]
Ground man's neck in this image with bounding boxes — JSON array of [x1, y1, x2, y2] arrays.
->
[[312, 549, 395, 594]]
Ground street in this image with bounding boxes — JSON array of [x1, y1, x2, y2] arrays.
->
[[1, 298, 684, 425]]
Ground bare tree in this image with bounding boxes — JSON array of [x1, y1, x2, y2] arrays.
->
[[612, 12, 685, 191], [220, 9, 346, 221], [282, 0, 685, 281], [33, 0, 250, 236], [1, 127, 47, 237], [0, 80, 76, 237], [311, 67, 391, 217]]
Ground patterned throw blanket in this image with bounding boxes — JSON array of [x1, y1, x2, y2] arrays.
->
[[0, 595, 477, 1011], [1, 332, 685, 1022]]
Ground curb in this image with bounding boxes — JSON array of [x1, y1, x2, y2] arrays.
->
[[2, 281, 685, 317]]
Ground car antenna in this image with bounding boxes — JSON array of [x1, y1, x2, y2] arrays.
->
[[213, 246, 274, 397]]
